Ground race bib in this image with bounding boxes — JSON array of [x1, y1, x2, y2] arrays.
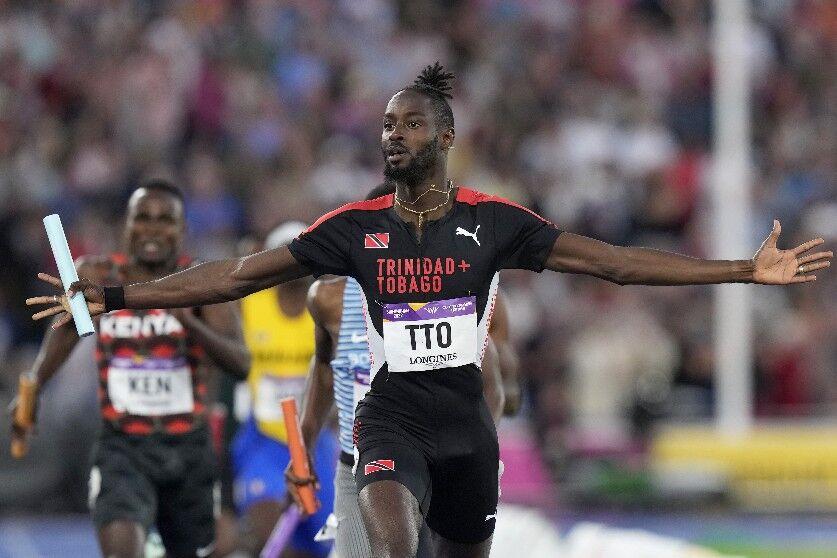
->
[[382, 296, 478, 372], [107, 356, 194, 416], [255, 375, 306, 422]]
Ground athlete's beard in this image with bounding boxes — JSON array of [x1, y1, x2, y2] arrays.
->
[[382, 137, 439, 187]]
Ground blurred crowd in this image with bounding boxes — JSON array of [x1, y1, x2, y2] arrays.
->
[[0, 0, 834, 511]]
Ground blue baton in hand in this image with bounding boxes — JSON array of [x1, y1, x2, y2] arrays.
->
[[43, 214, 95, 337]]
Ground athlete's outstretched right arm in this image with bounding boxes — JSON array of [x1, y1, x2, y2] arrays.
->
[[27, 246, 311, 328], [26, 257, 113, 389]]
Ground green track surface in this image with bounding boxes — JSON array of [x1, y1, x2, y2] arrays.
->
[[707, 542, 837, 558]]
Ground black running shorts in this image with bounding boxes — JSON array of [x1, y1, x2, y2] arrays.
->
[[354, 365, 499, 544], [90, 425, 217, 557]]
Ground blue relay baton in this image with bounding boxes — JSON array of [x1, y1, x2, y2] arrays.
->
[[43, 214, 95, 337]]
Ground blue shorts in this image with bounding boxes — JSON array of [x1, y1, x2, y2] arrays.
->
[[232, 418, 337, 557]]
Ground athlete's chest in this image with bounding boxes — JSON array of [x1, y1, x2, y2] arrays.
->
[[349, 205, 495, 300]]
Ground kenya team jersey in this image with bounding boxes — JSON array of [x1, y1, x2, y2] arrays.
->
[[97, 309, 207, 435], [97, 256, 207, 436]]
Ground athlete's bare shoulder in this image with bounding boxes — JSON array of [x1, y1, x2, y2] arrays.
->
[[307, 275, 347, 326], [74, 255, 116, 283]]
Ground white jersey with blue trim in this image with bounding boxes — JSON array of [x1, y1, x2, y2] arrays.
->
[[330, 276, 371, 455]]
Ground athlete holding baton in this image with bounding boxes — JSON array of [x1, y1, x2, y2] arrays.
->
[[11, 213, 96, 455], [29, 64, 832, 557], [21, 180, 250, 558], [258, 397, 319, 558]]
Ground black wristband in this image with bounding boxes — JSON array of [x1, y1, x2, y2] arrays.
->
[[103, 286, 126, 312]]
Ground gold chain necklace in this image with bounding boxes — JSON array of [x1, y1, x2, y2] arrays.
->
[[394, 180, 453, 229]]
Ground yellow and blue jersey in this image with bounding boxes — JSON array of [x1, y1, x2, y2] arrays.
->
[[241, 287, 315, 443]]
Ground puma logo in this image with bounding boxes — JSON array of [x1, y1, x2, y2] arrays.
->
[[455, 225, 481, 246]]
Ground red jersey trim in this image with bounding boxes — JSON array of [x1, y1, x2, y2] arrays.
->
[[305, 194, 395, 233], [455, 187, 552, 225]]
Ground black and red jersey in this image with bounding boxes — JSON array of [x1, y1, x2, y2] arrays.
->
[[288, 187, 561, 407], [96, 256, 207, 435]]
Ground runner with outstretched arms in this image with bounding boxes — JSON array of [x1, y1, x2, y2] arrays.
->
[[28, 64, 832, 558]]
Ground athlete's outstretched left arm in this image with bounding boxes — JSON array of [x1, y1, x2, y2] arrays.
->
[[28, 246, 311, 328], [545, 221, 831, 286]]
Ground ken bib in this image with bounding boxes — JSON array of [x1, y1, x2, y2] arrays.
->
[[97, 308, 206, 435]]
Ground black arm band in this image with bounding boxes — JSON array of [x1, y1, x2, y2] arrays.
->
[[103, 286, 126, 312]]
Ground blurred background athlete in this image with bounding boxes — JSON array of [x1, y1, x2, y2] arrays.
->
[[231, 221, 336, 558], [14, 180, 250, 558]]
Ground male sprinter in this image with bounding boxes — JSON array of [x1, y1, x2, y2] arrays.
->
[[30, 63, 832, 558], [15, 180, 249, 558], [232, 222, 336, 558], [282, 184, 509, 557]]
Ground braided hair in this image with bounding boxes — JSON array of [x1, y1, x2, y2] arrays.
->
[[400, 62, 455, 130]]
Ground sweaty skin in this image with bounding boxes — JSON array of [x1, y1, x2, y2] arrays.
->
[[28, 90, 832, 558]]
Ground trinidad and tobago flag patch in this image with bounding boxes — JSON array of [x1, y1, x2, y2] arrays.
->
[[364, 233, 389, 249], [364, 459, 395, 475]]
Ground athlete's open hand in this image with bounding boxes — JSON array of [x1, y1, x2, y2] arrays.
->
[[752, 220, 832, 285], [283, 453, 320, 515], [26, 273, 105, 329]]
